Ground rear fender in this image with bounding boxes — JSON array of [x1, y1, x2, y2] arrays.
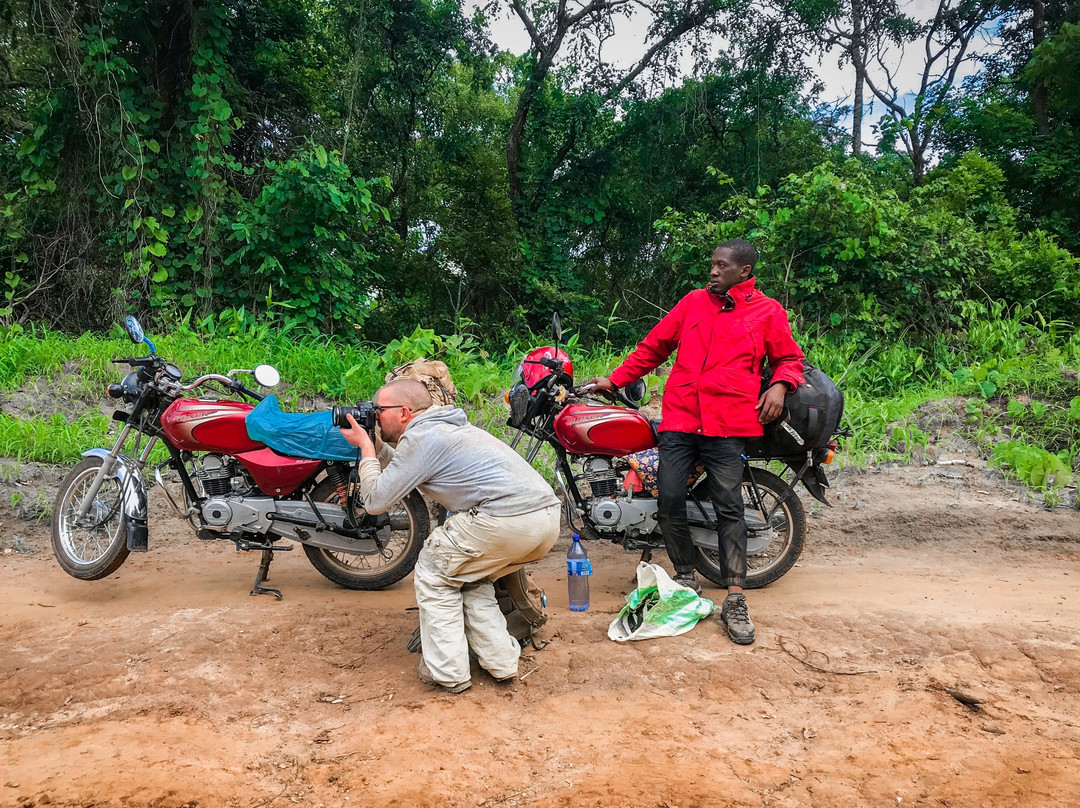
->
[[81, 449, 148, 551], [792, 460, 830, 505]]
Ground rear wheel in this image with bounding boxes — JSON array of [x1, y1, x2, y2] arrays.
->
[[693, 467, 805, 589], [302, 480, 427, 590], [51, 456, 131, 580]]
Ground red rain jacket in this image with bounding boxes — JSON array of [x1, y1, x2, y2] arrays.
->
[[609, 278, 805, 438]]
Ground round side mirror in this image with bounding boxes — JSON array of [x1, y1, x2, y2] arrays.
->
[[624, 379, 647, 405], [253, 364, 281, 388], [124, 316, 145, 345], [551, 312, 562, 342]]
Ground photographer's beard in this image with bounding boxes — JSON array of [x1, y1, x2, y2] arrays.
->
[[375, 424, 397, 448]]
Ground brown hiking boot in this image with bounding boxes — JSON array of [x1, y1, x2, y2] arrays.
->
[[720, 593, 755, 645], [673, 570, 703, 596]]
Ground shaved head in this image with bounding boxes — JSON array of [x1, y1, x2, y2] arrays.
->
[[375, 378, 433, 411]]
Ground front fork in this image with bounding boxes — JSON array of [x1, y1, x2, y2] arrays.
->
[[75, 424, 133, 519], [76, 423, 158, 551]]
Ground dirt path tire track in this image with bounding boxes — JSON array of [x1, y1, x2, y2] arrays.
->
[[2, 462, 1079, 808]]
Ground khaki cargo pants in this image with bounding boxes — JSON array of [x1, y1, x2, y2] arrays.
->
[[414, 503, 560, 688]]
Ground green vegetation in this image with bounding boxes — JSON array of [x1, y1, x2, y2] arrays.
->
[[0, 305, 1075, 505], [3, 1, 1077, 342], [1, 2, 1078, 504]]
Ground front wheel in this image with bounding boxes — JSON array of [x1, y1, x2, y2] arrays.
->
[[302, 480, 428, 590], [52, 456, 131, 580], [693, 467, 805, 589]]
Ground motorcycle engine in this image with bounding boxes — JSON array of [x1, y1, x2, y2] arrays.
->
[[197, 457, 236, 528], [201, 496, 234, 527], [590, 497, 622, 527], [581, 456, 618, 498], [588, 496, 658, 535], [581, 455, 659, 536], [196, 454, 243, 497]]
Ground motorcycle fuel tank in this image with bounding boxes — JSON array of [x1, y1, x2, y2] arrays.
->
[[161, 399, 264, 453], [554, 402, 656, 456]]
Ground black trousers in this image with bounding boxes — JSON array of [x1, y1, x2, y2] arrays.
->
[[656, 432, 747, 588]]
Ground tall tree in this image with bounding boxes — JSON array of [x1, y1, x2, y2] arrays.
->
[[862, 0, 996, 183], [937, 2, 1080, 247], [810, 0, 910, 155], [492, 0, 740, 217]]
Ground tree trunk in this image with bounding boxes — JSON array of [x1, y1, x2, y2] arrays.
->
[[1031, 0, 1050, 138], [851, 0, 864, 155], [911, 131, 926, 185]]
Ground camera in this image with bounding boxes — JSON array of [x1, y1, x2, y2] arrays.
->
[[332, 400, 377, 437]]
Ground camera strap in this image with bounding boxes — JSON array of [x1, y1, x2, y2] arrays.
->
[[345, 447, 364, 530]]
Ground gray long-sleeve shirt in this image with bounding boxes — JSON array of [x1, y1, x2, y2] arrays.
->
[[357, 405, 559, 517]]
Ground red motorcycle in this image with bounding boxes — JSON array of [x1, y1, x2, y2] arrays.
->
[[51, 317, 427, 598], [505, 315, 839, 588]]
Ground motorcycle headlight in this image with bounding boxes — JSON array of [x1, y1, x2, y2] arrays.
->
[[507, 381, 531, 428], [120, 371, 142, 402]]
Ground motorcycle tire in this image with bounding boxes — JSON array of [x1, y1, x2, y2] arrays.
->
[[302, 480, 428, 590], [693, 467, 805, 589], [51, 455, 131, 580]]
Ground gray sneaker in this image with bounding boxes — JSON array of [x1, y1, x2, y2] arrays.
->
[[673, 570, 702, 596], [417, 656, 472, 694], [720, 594, 755, 645]]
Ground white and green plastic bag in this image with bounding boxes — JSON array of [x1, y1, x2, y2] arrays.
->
[[607, 562, 714, 642]]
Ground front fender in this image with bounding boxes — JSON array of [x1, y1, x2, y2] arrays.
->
[[81, 449, 149, 552]]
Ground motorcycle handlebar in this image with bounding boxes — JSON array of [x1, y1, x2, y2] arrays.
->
[[230, 379, 265, 402], [181, 373, 235, 391], [179, 373, 265, 402], [112, 356, 158, 368], [573, 383, 638, 410]]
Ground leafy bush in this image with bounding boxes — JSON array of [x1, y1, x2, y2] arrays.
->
[[655, 155, 1080, 343], [992, 441, 1073, 493]]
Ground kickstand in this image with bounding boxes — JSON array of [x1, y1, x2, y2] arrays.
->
[[632, 547, 653, 583], [251, 549, 282, 599]]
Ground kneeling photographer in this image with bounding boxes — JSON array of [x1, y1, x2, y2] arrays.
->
[[338, 378, 560, 694]]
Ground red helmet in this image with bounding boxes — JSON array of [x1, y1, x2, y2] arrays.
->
[[520, 346, 573, 388]]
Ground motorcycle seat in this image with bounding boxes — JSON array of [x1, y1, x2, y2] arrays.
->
[[245, 395, 359, 461]]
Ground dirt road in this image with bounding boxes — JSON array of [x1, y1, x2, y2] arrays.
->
[[2, 461, 1079, 808]]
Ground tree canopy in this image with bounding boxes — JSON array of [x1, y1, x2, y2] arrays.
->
[[1, 0, 1077, 346]]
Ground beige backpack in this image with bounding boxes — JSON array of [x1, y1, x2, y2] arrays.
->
[[385, 358, 457, 406]]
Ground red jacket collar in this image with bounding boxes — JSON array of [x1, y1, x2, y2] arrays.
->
[[706, 276, 758, 309]]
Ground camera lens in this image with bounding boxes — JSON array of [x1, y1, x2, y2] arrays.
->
[[333, 403, 376, 432], [332, 405, 360, 429]]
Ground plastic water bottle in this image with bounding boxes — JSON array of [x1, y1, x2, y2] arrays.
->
[[567, 534, 591, 611]]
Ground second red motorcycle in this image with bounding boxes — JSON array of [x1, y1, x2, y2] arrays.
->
[[505, 315, 840, 588]]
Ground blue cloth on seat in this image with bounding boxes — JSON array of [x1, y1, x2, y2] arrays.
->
[[245, 395, 359, 461]]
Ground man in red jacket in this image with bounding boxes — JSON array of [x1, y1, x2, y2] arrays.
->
[[588, 239, 804, 645]]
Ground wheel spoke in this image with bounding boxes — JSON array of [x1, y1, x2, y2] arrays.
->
[[314, 496, 416, 577], [58, 466, 126, 565]]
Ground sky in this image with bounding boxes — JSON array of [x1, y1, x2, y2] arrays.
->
[[475, 0, 1002, 152]]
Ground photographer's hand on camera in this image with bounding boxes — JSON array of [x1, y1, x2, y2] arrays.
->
[[339, 412, 380, 458]]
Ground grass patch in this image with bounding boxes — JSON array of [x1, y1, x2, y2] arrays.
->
[[0, 304, 1076, 505]]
